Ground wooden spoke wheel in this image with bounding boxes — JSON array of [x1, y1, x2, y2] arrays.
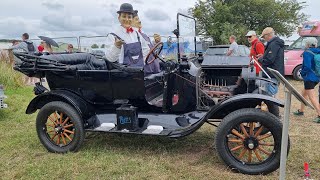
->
[[227, 123, 274, 164], [45, 111, 75, 147], [36, 101, 85, 153], [215, 108, 289, 175]]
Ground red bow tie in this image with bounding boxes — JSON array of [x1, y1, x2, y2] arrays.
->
[[126, 27, 134, 33]]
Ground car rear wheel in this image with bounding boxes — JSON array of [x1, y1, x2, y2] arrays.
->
[[293, 65, 303, 81], [215, 108, 289, 175], [36, 101, 85, 153]]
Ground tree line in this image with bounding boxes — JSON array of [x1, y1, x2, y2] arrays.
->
[[190, 0, 308, 45]]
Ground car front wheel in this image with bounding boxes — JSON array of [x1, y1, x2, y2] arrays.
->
[[215, 108, 288, 175], [36, 101, 85, 153]]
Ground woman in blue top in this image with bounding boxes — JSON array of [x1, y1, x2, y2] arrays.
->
[[293, 37, 320, 122]]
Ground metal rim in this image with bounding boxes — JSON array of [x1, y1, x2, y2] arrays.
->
[[297, 68, 303, 80], [226, 122, 276, 165], [44, 111, 75, 147]]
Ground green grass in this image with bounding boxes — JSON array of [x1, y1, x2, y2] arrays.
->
[[0, 60, 24, 89], [1, 81, 320, 179]]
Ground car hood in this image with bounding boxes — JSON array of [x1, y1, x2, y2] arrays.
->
[[201, 55, 250, 67]]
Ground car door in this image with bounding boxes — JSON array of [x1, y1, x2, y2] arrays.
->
[[76, 70, 113, 104], [110, 67, 145, 100]]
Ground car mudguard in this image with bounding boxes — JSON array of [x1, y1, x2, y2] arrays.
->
[[205, 93, 284, 119], [169, 94, 283, 138], [26, 90, 94, 119]]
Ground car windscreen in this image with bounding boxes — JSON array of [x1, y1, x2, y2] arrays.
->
[[288, 36, 320, 50], [178, 14, 196, 58], [205, 47, 228, 55]]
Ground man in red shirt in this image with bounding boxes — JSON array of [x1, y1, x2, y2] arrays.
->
[[246, 31, 264, 75]]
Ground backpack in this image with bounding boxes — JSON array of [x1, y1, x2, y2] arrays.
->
[[24, 41, 35, 53], [253, 41, 264, 55], [306, 50, 320, 76]]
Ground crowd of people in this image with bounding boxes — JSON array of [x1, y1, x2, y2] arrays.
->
[[227, 27, 320, 122], [8, 33, 75, 85]]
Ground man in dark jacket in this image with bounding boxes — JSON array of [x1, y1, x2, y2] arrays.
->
[[258, 27, 285, 78]]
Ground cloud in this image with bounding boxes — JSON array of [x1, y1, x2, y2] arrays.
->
[[144, 9, 171, 21], [142, 18, 176, 36], [40, 11, 117, 36], [42, 1, 64, 10], [0, 17, 40, 38], [132, 0, 143, 4], [0, 0, 198, 39], [177, 8, 190, 15]]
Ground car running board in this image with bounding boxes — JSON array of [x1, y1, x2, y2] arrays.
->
[[85, 111, 207, 136]]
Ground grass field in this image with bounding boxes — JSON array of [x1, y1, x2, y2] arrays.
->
[[1, 80, 320, 180]]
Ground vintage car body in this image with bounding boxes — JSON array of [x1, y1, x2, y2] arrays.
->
[[13, 13, 288, 175]]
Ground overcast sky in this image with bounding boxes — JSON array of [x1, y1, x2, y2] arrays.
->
[[0, 0, 196, 39], [0, 0, 319, 40]]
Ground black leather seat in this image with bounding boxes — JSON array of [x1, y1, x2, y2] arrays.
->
[[43, 53, 97, 64], [43, 53, 107, 70]]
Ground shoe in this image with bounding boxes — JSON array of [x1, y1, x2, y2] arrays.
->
[[293, 109, 304, 116], [313, 116, 320, 123]]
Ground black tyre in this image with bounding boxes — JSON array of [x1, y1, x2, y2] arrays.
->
[[36, 101, 85, 153], [215, 108, 289, 175], [264, 101, 280, 117], [293, 65, 303, 81]]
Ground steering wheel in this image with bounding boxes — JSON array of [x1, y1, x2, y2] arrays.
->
[[145, 42, 164, 65]]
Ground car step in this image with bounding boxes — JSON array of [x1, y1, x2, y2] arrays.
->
[[142, 125, 163, 134], [93, 123, 164, 135], [94, 123, 116, 131]]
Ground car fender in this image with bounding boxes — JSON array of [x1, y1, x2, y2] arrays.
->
[[205, 94, 284, 119], [26, 90, 94, 119], [169, 94, 283, 138]]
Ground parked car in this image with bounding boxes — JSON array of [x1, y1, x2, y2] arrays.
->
[[0, 84, 7, 109], [285, 20, 320, 80], [205, 45, 250, 56], [13, 13, 288, 175]]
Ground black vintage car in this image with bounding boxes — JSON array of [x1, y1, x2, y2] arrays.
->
[[13, 14, 287, 175]]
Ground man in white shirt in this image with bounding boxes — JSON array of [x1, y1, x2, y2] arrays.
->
[[105, 3, 149, 67], [226, 35, 239, 56]]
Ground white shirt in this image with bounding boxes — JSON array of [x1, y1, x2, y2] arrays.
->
[[228, 41, 239, 56], [105, 26, 149, 64]]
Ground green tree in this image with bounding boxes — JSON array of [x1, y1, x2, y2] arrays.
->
[[190, 0, 307, 44], [91, 44, 99, 48]]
